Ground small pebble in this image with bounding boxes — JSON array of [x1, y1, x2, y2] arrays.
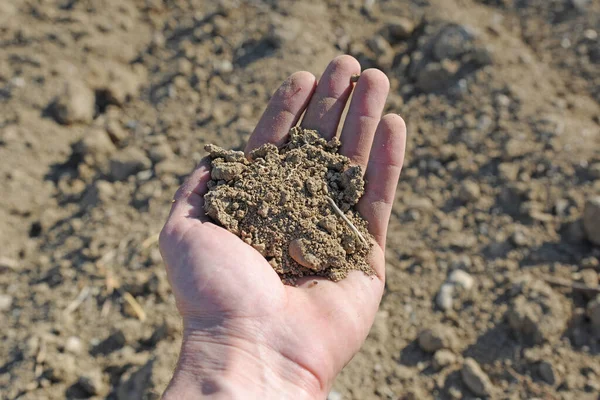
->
[[448, 270, 474, 291], [458, 180, 481, 202], [64, 336, 83, 354], [436, 282, 455, 310], [583, 197, 600, 245], [461, 358, 494, 397], [0, 294, 13, 311]]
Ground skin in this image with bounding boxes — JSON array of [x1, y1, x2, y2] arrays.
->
[[160, 55, 407, 400]]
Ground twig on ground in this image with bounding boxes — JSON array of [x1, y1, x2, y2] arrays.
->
[[543, 276, 600, 294], [326, 196, 367, 246], [64, 286, 91, 315], [142, 233, 159, 249], [122, 291, 146, 322]]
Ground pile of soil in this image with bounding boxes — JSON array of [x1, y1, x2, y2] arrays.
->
[[204, 127, 373, 283]]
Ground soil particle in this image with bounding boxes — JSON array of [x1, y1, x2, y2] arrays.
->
[[505, 276, 571, 344], [204, 127, 373, 283], [73, 128, 116, 169], [448, 269, 474, 290], [436, 282, 455, 311], [51, 80, 96, 125], [432, 349, 457, 371], [461, 358, 494, 397], [116, 359, 155, 400], [44, 353, 77, 383], [384, 17, 415, 42], [109, 148, 152, 181], [418, 325, 459, 353]]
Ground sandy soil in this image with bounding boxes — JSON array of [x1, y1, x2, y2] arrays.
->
[[1, 0, 599, 399], [205, 127, 373, 283]]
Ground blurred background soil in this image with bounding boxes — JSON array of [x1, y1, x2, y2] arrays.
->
[[1, 0, 600, 399]]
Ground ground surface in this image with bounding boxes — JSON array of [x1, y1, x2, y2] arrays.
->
[[1, 0, 599, 399]]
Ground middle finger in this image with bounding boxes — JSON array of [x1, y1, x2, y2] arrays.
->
[[301, 55, 361, 139]]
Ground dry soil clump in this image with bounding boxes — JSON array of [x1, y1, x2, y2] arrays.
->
[[204, 127, 373, 283]]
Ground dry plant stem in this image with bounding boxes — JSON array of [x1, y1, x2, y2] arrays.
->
[[326, 196, 367, 246], [121, 291, 147, 321], [64, 286, 91, 315], [543, 276, 600, 294]]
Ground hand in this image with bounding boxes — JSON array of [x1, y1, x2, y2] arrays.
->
[[159, 55, 406, 399]]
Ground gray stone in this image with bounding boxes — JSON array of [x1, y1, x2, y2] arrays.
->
[[432, 24, 474, 61], [461, 358, 494, 397], [583, 197, 600, 245], [386, 17, 415, 42], [415, 61, 458, 92], [116, 359, 155, 400], [538, 361, 556, 385], [587, 295, 600, 333], [589, 163, 600, 179], [458, 180, 481, 202]]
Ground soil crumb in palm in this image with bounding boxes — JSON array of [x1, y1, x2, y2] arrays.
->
[[204, 127, 374, 284]]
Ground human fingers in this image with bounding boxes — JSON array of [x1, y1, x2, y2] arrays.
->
[[245, 71, 316, 153], [339, 69, 390, 172], [165, 157, 212, 223], [301, 55, 361, 139], [357, 114, 406, 248]]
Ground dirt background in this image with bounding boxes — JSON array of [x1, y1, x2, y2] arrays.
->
[[1, 0, 599, 399]]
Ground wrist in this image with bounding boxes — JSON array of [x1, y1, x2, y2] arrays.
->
[[162, 319, 325, 400]]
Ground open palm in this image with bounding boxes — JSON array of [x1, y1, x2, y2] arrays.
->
[[160, 55, 406, 399]]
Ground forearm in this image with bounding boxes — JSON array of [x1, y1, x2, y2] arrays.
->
[[163, 323, 325, 400]]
